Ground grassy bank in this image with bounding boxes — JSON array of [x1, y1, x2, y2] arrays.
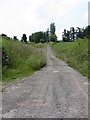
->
[[49, 38, 88, 78], [2, 36, 46, 82]]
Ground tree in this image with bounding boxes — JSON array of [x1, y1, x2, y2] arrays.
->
[[43, 32, 47, 42], [66, 30, 71, 41], [43, 29, 49, 42], [29, 32, 44, 43], [49, 34, 57, 42], [84, 26, 90, 38], [62, 29, 70, 42], [50, 23, 56, 35], [40, 39, 45, 43], [2, 34, 7, 37], [62, 29, 66, 42], [62, 26, 89, 42], [21, 34, 27, 43], [88, 26, 90, 38], [70, 27, 75, 41], [13, 36, 17, 40], [29, 35, 33, 42], [35, 32, 43, 43], [50, 23, 57, 42], [76, 27, 84, 39]]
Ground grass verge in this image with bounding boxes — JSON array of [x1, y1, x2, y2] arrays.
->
[[49, 38, 88, 78], [2, 36, 46, 82]]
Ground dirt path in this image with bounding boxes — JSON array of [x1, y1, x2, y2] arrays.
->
[[2, 45, 88, 118]]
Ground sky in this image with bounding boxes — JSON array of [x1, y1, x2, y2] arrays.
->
[[0, 0, 89, 40]]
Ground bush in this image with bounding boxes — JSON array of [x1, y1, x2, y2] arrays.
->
[[2, 47, 10, 68]]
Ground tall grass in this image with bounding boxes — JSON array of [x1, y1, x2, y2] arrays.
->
[[49, 38, 88, 78], [2, 36, 46, 82]]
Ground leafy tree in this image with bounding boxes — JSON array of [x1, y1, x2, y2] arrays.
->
[[2, 34, 7, 37], [43, 29, 49, 42], [88, 26, 90, 38], [66, 30, 71, 41], [62, 29, 70, 42], [29, 35, 33, 42], [76, 27, 84, 39], [13, 36, 17, 40], [21, 34, 27, 43], [40, 39, 45, 43], [50, 23, 57, 42], [84, 26, 90, 38], [43, 32, 47, 42], [62, 27, 86, 42], [29, 32, 44, 43], [29, 23, 57, 43], [50, 23, 56, 35], [35, 32, 43, 43], [49, 34, 57, 42], [70, 27, 75, 41], [62, 29, 66, 42]]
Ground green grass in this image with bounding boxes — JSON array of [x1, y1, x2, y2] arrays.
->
[[2, 36, 46, 82], [49, 38, 88, 78]]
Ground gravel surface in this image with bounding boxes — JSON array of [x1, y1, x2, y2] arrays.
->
[[2, 45, 88, 118]]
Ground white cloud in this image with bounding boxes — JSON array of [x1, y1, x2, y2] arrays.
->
[[83, 11, 88, 21], [0, 0, 88, 40]]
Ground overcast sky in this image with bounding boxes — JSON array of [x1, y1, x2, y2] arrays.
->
[[0, 0, 88, 40]]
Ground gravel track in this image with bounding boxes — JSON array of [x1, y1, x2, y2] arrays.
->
[[2, 45, 88, 118]]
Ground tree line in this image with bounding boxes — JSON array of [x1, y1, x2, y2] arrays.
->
[[16, 23, 57, 43], [29, 23, 57, 43], [2, 24, 90, 43], [7, 23, 57, 43], [62, 26, 90, 42]]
